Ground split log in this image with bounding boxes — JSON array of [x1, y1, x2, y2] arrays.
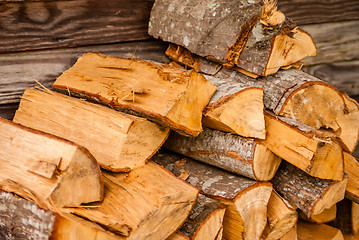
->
[[177, 194, 226, 240], [297, 221, 344, 240], [152, 152, 273, 240], [299, 204, 337, 224], [329, 199, 359, 235], [0, 190, 123, 240], [167, 232, 190, 240], [272, 161, 348, 218], [164, 48, 266, 138], [200, 74, 266, 139], [261, 111, 344, 181], [279, 225, 297, 240], [164, 127, 281, 181], [344, 152, 359, 203], [65, 162, 199, 240], [13, 88, 170, 172], [52, 52, 216, 137], [149, 0, 316, 76], [261, 190, 298, 240], [166, 48, 359, 153], [0, 117, 103, 208]]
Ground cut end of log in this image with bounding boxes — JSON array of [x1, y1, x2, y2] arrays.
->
[[344, 152, 359, 203], [265, 27, 317, 76], [52, 52, 216, 137], [253, 143, 282, 181], [297, 221, 344, 240]]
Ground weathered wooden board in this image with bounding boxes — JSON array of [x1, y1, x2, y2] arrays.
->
[[301, 20, 359, 66], [0, 0, 155, 53], [0, 40, 169, 105], [278, 0, 359, 25]]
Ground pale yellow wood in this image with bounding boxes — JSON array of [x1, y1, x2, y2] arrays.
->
[[261, 111, 344, 180], [167, 232, 189, 240], [297, 221, 344, 240], [52, 213, 122, 240], [65, 162, 199, 240], [52, 53, 216, 136], [265, 28, 316, 76], [0, 118, 103, 208], [303, 204, 337, 223], [192, 208, 226, 240], [14, 89, 169, 172], [203, 88, 266, 139], [262, 191, 298, 240], [344, 152, 359, 202], [253, 144, 282, 182], [279, 225, 298, 240]]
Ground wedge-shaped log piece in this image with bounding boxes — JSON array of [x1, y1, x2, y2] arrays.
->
[[344, 152, 359, 203], [164, 127, 281, 181], [0, 191, 122, 240], [300, 204, 337, 224], [13, 89, 169, 172], [177, 194, 226, 240], [329, 199, 359, 235], [165, 48, 266, 138], [52, 52, 216, 137], [165, 49, 359, 152], [167, 232, 190, 240], [261, 111, 344, 180], [65, 162, 199, 240], [261, 190, 298, 240], [149, 0, 316, 76], [279, 225, 297, 240], [272, 161, 348, 218], [152, 152, 272, 240], [297, 221, 344, 240], [202, 75, 265, 139], [0, 118, 103, 208]]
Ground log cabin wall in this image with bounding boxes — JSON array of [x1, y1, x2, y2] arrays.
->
[[0, 0, 358, 156]]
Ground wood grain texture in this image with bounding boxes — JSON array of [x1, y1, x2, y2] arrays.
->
[[278, 0, 359, 25], [0, 0, 155, 53], [0, 40, 169, 105]]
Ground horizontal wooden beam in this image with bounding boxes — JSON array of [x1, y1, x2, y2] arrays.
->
[[278, 0, 359, 25], [0, 0, 155, 53]]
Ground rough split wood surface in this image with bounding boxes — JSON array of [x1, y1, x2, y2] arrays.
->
[[52, 53, 216, 137], [13, 88, 170, 172], [0, 118, 103, 208]]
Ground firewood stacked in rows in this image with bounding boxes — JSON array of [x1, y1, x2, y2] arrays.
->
[[0, 0, 359, 240]]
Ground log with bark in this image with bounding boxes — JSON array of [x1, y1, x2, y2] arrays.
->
[[299, 204, 337, 224], [52, 52, 216, 137], [0, 117, 103, 208], [199, 74, 266, 139], [13, 88, 170, 172], [152, 152, 273, 240], [297, 221, 344, 240], [149, 0, 316, 77], [271, 161, 348, 219], [164, 127, 281, 181], [0, 191, 123, 240], [175, 194, 226, 240], [64, 162, 199, 240], [166, 48, 359, 153], [261, 111, 344, 181], [329, 199, 359, 235], [261, 190, 298, 240], [344, 152, 359, 203]]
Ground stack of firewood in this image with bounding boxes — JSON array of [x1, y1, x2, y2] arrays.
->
[[0, 0, 358, 239]]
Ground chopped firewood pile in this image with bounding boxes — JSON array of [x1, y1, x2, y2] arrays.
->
[[0, 0, 358, 239]]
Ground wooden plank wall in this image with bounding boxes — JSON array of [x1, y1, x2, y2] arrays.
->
[[0, 0, 358, 156]]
